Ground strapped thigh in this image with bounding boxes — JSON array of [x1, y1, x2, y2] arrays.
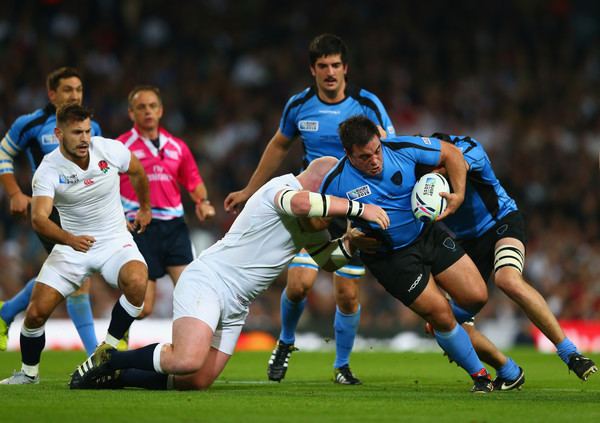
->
[[494, 244, 524, 274]]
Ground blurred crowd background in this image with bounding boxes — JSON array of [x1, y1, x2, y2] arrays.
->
[[1, 0, 599, 343]]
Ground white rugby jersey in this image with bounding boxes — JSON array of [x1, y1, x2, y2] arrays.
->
[[197, 174, 330, 302], [32, 136, 132, 242]]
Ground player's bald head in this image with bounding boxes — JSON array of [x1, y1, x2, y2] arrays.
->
[[297, 156, 338, 191]]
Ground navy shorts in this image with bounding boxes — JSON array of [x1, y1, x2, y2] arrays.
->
[[133, 217, 194, 280], [36, 207, 61, 254], [361, 223, 465, 306]]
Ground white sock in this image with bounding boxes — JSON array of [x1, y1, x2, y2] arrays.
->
[[153, 343, 166, 374], [21, 363, 39, 378]]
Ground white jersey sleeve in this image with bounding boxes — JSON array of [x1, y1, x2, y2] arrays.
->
[[32, 160, 58, 198]]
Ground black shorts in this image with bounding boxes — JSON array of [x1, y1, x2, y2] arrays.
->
[[328, 217, 363, 267], [361, 223, 465, 306], [458, 211, 526, 282], [35, 207, 61, 254], [133, 217, 194, 280]]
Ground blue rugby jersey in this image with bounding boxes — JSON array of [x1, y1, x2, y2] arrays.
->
[[436, 134, 518, 240], [320, 136, 441, 251], [0, 103, 102, 174], [279, 85, 395, 167]]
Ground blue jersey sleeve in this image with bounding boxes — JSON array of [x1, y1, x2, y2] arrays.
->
[[91, 120, 102, 137], [279, 89, 311, 139], [357, 89, 395, 137], [387, 136, 441, 167], [453, 136, 487, 172]]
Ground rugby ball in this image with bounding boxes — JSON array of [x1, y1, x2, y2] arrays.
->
[[411, 173, 450, 222]]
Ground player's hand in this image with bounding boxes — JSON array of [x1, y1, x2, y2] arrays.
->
[[195, 200, 216, 222], [68, 234, 96, 253], [346, 228, 380, 254], [436, 192, 464, 221], [132, 207, 152, 233], [360, 204, 390, 229], [224, 190, 249, 214], [9, 192, 32, 217]]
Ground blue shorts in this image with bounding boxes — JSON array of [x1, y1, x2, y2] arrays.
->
[[132, 217, 194, 280]]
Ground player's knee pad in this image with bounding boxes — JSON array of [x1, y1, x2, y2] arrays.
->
[[494, 245, 524, 274], [334, 264, 366, 279]]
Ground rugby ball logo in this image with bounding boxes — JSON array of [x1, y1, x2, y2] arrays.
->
[[410, 173, 450, 222]]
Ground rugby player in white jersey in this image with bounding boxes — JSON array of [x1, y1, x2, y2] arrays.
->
[[69, 156, 389, 391], [0, 103, 151, 385]]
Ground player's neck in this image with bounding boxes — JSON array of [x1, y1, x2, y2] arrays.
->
[[317, 81, 346, 104], [60, 145, 90, 170], [137, 125, 160, 140]]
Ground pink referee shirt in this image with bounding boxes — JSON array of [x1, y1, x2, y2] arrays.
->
[[118, 126, 203, 221]]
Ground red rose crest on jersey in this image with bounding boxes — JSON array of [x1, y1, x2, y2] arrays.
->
[[98, 160, 110, 174]]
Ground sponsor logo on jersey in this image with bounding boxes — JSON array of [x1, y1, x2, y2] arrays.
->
[[83, 178, 94, 186], [98, 160, 110, 174], [41, 134, 59, 146], [346, 185, 371, 200], [132, 150, 146, 159], [298, 120, 319, 132], [59, 174, 80, 184], [420, 137, 432, 145], [318, 109, 341, 115]]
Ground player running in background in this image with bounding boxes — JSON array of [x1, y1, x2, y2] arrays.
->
[[118, 85, 215, 319], [428, 133, 597, 387], [322, 116, 496, 393], [0, 67, 102, 355], [224, 34, 395, 385], [0, 104, 150, 385], [70, 157, 389, 391]]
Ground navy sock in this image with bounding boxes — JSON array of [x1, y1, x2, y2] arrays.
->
[[109, 343, 159, 371], [449, 300, 476, 324], [107, 300, 137, 341], [66, 294, 97, 356], [556, 337, 579, 364], [119, 369, 168, 390], [1, 279, 36, 324], [20, 332, 45, 366], [279, 289, 306, 345], [333, 306, 360, 369]]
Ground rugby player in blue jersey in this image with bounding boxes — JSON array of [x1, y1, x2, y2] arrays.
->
[[321, 115, 495, 392], [425, 133, 597, 387], [225, 34, 395, 384], [0, 67, 102, 355]]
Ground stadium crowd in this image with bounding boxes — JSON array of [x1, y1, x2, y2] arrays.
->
[[0, 0, 599, 341]]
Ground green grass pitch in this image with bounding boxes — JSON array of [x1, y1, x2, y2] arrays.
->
[[0, 348, 599, 422]]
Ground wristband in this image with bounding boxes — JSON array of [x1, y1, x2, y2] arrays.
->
[[346, 200, 364, 217]]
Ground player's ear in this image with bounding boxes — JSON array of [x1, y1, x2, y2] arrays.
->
[[309, 64, 316, 77], [128, 108, 135, 123], [54, 126, 62, 140]]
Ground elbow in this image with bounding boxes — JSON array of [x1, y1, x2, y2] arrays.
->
[[290, 195, 311, 216]]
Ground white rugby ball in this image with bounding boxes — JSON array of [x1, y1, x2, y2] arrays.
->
[[411, 173, 450, 222]]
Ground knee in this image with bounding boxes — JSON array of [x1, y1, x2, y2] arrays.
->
[[424, 305, 456, 332], [334, 283, 359, 311], [24, 305, 49, 329], [174, 356, 203, 375], [494, 270, 525, 296], [286, 270, 316, 301]]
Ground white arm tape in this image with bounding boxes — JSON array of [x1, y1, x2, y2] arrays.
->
[[279, 190, 331, 217], [305, 237, 353, 269]]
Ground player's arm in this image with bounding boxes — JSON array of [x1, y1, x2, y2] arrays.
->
[[224, 129, 293, 213], [31, 196, 95, 252], [305, 227, 374, 272], [0, 135, 31, 217], [125, 153, 152, 233], [274, 189, 390, 229], [436, 142, 467, 220], [189, 182, 216, 222]]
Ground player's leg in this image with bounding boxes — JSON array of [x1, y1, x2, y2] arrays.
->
[[0, 279, 36, 351], [494, 237, 597, 380], [137, 279, 157, 319], [410, 276, 493, 392], [332, 264, 363, 385], [267, 252, 318, 382], [66, 276, 98, 355], [0, 282, 64, 384]]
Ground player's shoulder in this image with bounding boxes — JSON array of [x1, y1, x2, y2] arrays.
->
[[320, 157, 349, 192], [284, 86, 317, 108], [383, 135, 438, 149], [9, 105, 53, 136], [160, 127, 187, 146], [35, 148, 61, 172], [91, 136, 127, 154], [431, 133, 483, 155]]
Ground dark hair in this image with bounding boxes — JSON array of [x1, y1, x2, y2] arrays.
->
[[338, 115, 379, 152], [46, 67, 82, 91], [128, 85, 162, 108], [309, 34, 348, 66], [56, 103, 92, 126]]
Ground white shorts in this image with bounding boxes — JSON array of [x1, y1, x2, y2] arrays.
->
[[37, 233, 146, 297], [172, 260, 248, 355]]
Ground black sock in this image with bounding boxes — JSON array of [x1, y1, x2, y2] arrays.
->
[[120, 369, 168, 390], [107, 300, 136, 341], [20, 332, 45, 366], [109, 343, 158, 371]]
